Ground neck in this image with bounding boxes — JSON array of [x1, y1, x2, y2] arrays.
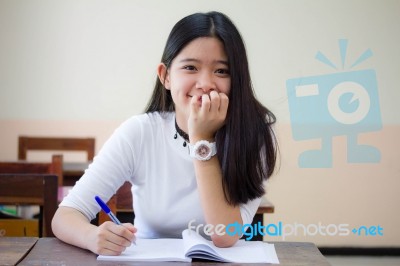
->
[[174, 113, 188, 133], [175, 119, 189, 142]]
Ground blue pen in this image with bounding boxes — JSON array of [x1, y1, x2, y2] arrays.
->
[[95, 196, 121, 225]]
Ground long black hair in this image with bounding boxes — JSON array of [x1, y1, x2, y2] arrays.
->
[[145, 11, 278, 205]]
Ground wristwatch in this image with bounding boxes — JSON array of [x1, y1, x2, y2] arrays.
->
[[189, 140, 217, 161]]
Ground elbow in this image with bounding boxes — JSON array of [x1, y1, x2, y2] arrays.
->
[[51, 208, 62, 238], [211, 234, 239, 248]]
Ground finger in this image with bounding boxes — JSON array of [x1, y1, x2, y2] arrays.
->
[[200, 94, 211, 115], [219, 93, 229, 118], [102, 239, 129, 255], [209, 91, 221, 114], [109, 231, 133, 248], [122, 223, 137, 233], [108, 224, 135, 247], [94, 229, 128, 255], [190, 95, 201, 116], [122, 223, 137, 243], [97, 245, 125, 256]]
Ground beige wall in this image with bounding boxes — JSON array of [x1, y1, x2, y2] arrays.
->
[[1, 0, 399, 247]]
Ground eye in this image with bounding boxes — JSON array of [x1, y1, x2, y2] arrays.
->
[[215, 68, 230, 76], [183, 65, 197, 71]]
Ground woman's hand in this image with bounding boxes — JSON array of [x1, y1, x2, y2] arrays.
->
[[188, 91, 229, 142], [87, 222, 137, 255]]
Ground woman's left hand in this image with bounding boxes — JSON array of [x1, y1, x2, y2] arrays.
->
[[188, 91, 229, 142]]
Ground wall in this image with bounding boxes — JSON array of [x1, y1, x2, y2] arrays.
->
[[0, 0, 399, 247]]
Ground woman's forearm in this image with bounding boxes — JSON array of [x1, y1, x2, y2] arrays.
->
[[193, 156, 242, 247], [52, 206, 98, 251]]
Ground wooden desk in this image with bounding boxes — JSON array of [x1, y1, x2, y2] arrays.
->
[[17, 237, 329, 265], [0, 237, 38, 266]]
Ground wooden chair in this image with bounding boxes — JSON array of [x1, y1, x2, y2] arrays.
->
[[98, 182, 132, 224], [0, 155, 63, 187], [18, 136, 95, 187], [0, 174, 58, 237], [18, 136, 95, 162], [16, 137, 107, 224]]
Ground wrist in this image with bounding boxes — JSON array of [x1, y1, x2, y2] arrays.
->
[[189, 134, 215, 144], [189, 140, 217, 161]]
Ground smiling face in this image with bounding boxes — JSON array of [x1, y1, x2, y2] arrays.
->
[[157, 37, 231, 131]]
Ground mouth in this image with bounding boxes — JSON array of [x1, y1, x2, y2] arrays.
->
[[188, 95, 203, 106], [189, 94, 205, 98]]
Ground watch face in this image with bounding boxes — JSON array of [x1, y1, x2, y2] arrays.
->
[[196, 144, 211, 158], [190, 140, 216, 161]]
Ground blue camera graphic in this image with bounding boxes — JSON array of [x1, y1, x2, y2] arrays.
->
[[286, 40, 382, 168]]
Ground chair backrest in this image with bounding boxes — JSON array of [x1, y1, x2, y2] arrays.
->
[[98, 182, 132, 225], [18, 136, 95, 161], [0, 174, 58, 237], [0, 155, 63, 187]]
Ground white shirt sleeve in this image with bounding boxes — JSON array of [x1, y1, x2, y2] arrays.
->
[[59, 116, 141, 221], [239, 197, 262, 225]]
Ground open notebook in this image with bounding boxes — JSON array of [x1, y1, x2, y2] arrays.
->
[[97, 229, 279, 263]]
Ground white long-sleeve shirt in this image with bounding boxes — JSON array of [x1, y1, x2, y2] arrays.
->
[[60, 112, 261, 239]]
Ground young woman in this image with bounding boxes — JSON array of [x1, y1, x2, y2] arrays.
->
[[52, 11, 278, 256]]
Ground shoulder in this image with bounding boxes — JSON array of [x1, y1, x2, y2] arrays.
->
[[114, 112, 174, 140], [118, 112, 172, 130], [97, 112, 174, 162]]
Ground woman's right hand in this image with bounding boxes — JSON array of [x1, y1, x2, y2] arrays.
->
[[52, 206, 137, 256], [87, 221, 137, 255]]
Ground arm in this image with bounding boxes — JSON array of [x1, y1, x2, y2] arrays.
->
[[192, 155, 242, 247], [189, 91, 242, 247], [51, 118, 141, 255], [52, 206, 136, 255]]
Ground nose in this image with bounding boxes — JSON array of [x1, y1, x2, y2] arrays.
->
[[196, 72, 216, 93]]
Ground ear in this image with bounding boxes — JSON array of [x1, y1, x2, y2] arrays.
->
[[157, 63, 170, 90]]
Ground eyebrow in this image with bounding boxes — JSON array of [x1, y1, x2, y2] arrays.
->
[[179, 58, 229, 66]]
